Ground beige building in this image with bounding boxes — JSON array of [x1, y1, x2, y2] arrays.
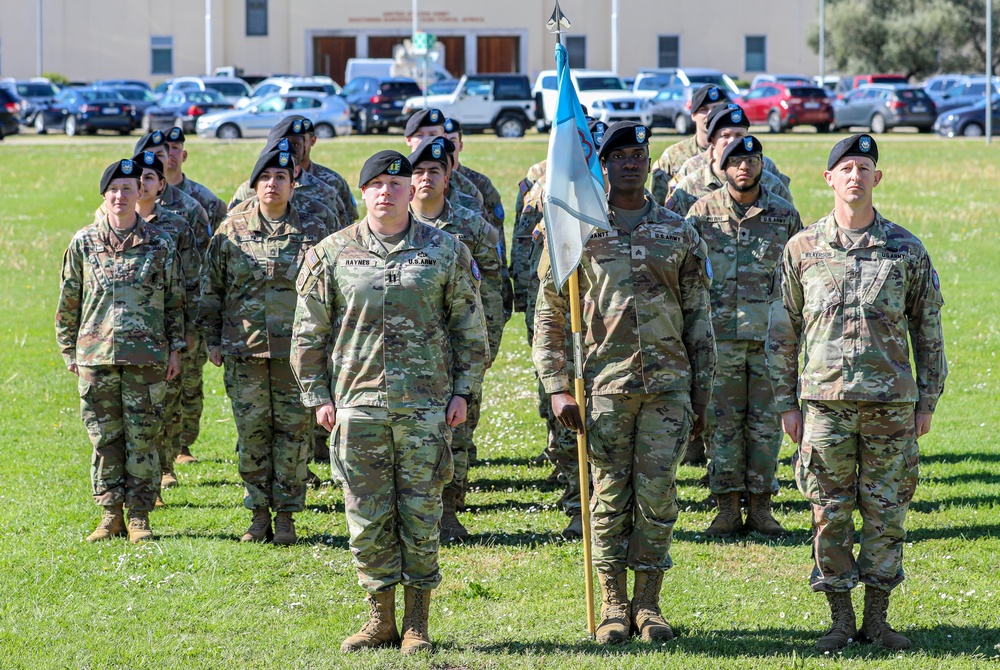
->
[[0, 0, 821, 84]]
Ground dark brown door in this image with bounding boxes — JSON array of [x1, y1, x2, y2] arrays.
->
[[477, 36, 519, 74], [437, 36, 466, 78], [313, 36, 356, 86], [368, 36, 407, 59]]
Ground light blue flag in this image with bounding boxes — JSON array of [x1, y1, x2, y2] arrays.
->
[[542, 43, 610, 293]]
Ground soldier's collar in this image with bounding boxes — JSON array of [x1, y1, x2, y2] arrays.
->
[[823, 209, 888, 248], [358, 214, 425, 254]]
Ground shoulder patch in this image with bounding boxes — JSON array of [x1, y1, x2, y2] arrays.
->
[[519, 179, 532, 195], [305, 248, 321, 271], [705, 257, 714, 280], [471, 259, 482, 281], [932, 268, 940, 290], [493, 203, 505, 221]]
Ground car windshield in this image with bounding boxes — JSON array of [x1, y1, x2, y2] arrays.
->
[[380, 82, 421, 96], [80, 90, 125, 102], [188, 90, 229, 104], [895, 89, 930, 100], [17, 82, 59, 97], [789, 87, 827, 98], [576, 76, 627, 91], [208, 82, 249, 97], [115, 88, 155, 102], [463, 80, 493, 96], [871, 76, 907, 84], [636, 75, 672, 90]]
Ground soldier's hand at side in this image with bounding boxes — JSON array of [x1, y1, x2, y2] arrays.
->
[[915, 412, 933, 438], [67, 364, 78, 376], [691, 403, 707, 438], [185, 333, 195, 351], [166, 351, 181, 380], [782, 410, 803, 445], [316, 403, 336, 432], [446, 395, 468, 427], [209, 346, 223, 367], [551, 392, 583, 434]]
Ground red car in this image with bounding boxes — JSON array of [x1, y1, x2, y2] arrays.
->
[[740, 83, 834, 133]]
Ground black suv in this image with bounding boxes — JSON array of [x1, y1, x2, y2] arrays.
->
[[0, 87, 22, 139], [340, 77, 422, 134]]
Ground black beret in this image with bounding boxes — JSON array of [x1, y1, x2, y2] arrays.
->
[[598, 121, 650, 160], [134, 130, 167, 154], [706, 104, 749, 140], [443, 117, 462, 134], [267, 115, 310, 144], [99, 158, 142, 194], [720, 135, 763, 166], [588, 119, 609, 147], [408, 136, 456, 168], [132, 150, 165, 176], [262, 136, 293, 155], [404, 108, 445, 137], [690, 84, 730, 114], [827, 133, 878, 169], [250, 149, 297, 188], [165, 126, 185, 144], [358, 150, 412, 188]]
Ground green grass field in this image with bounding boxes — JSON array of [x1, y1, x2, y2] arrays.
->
[[0, 131, 998, 669]]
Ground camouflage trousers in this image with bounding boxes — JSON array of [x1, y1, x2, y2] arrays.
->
[[796, 400, 918, 593], [78, 365, 165, 512], [180, 333, 207, 449], [222, 357, 311, 512], [545, 392, 582, 514], [588, 391, 692, 574], [446, 392, 480, 503], [158, 371, 184, 473], [707, 340, 782, 494], [333, 406, 455, 593]]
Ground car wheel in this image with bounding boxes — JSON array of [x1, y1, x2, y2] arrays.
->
[[216, 123, 241, 139], [495, 115, 526, 138], [674, 115, 691, 135], [768, 111, 783, 134], [118, 128, 131, 136], [961, 122, 984, 137], [870, 113, 887, 134], [816, 123, 832, 133], [65, 116, 78, 137], [313, 122, 335, 139], [34, 114, 47, 135], [357, 110, 370, 135]]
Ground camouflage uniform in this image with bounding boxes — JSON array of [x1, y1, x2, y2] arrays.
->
[[458, 163, 514, 320], [230, 170, 349, 229], [768, 211, 947, 592], [176, 174, 227, 238], [307, 161, 359, 222], [686, 185, 801, 494], [199, 202, 329, 512], [675, 151, 790, 191], [412, 199, 504, 506], [291, 216, 488, 593], [533, 202, 716, 573], [159, 183, 212, 251], [669, 164, 793, 217], [650, 136, 701, 206], [55, 215, 185, 512]]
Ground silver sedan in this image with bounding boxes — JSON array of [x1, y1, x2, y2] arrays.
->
[[195, 91, 351, 139]]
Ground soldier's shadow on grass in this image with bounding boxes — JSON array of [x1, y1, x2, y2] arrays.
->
[[468, 500, 556, 514], [472, 456, 542, 468], [468, 476, 553, 492], [921, 451, 1000, 465], [455, 530, 563, 548], [921, 471, 1000, 486]]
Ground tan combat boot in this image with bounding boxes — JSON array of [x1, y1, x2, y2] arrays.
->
[[745, 492, 787, 537], [340, 589, 401, 652], [87, 503, 126, 542], [631, 570, 675, 642], [175, 445, 198, 464], [859, 586, 912, 650], [562, 512, 583, 539], [440, 489, 470, 542], [127, 510, 153, 543], [241, 507, 272, 542], [817, 591, 857, 651], [704, 492, 744, 538], [400, 586, 432, 654], [596, 571, 631, 644], [155, 493, 166, 508], [272, 512, 297, 545]]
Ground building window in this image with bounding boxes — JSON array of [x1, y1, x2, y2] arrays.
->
[[658, 35, 679, 68], [246, 0, 268, 37], [151, 36, 173, 75], [745, 36, 766, 72], [565, 35, 586, 69]]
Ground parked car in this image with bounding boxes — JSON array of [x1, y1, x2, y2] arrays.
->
[[932, 77, 1000, 116], [167, 76, 251, 105], [196, 91, 351, 139], [833, 74, 909, 100], [741, 83, 834, 133], [402, 74, 536, 138], [237, 76, 343, 109], [344, 58, 451, 86], [94, 79, 152, 91], [832, 85, 936, 133], [935, 95, 1000, 137], [0, 86, 22, 138], [33, 87, 136, 136], [427, 79, 461, 95], [647, 85, 695, 133], [634, 67, 741, 98], [921, 74, 967, 102], [9, 78, 60, 124], [340, 77, 422, 134], [143, 89, 233, 133], [534, 69, 651, 130], [750, 74, 813, 88], [107, 85, 158, 123]]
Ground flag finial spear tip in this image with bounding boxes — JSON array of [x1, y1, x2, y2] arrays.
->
[[547, 1, 572, 34]]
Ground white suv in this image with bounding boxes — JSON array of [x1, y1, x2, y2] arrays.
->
[[236, 76, 342, 109], [532, 69, 652, 131], [166, 76, 251, 105]]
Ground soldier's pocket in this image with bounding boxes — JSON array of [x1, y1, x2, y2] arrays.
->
[[432, 422, 455, 487], [148, 380, 168, 419], [793, 442, 820, 502], [586, 415, 613, 468]]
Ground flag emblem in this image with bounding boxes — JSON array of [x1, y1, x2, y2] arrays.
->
[[388, 159, 401, 175]]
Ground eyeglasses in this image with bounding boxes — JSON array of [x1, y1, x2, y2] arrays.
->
[[725, 155, 762, 169]]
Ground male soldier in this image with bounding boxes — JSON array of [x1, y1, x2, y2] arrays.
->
[[533, 122, 716, 644], [769, 134, 947, 651], [56, 158, 185, 543], [132, 150, 202, 498], [290, 150, 488, 654], [163, 126, 227, 237], [673, 113, 790, 189], [686, 136, 802, 538], [650, 84, 731, 205], [295, 116, 359, 223], [407, 136, 504, 540], [200, 148, 329, 545], [403, 109, 485, 214], [668, 106, 794, 223]]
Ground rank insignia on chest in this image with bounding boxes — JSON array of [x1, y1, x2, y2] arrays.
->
[[739, 228, 751, 243], [631, 246, 647, 260], [385, 270, 401, 286]]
